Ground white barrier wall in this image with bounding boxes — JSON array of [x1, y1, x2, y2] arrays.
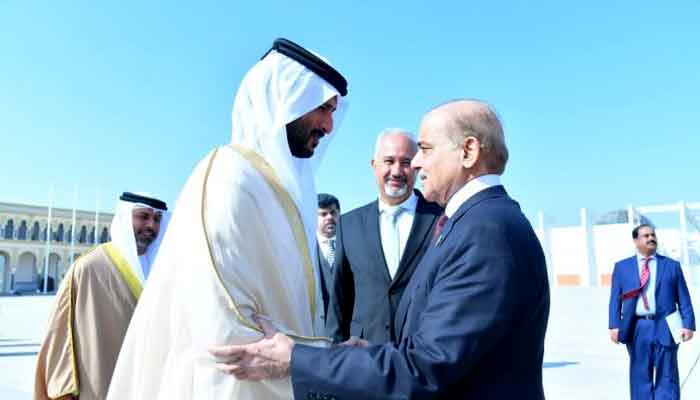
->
[[539, 218, 700, 287]]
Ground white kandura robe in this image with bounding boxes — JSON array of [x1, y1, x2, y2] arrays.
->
[[106, 145, 329, 400]]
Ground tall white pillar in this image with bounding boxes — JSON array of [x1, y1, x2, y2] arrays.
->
[[581, 208, 597, 286]]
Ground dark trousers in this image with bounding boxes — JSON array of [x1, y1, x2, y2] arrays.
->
[[626, 318, 680, 400]]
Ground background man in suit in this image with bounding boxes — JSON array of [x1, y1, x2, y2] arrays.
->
[[326, 128, 442, 343], [316, 193, 342, 330], [608, 224, 695, 400], [212, 99, 551, 399]]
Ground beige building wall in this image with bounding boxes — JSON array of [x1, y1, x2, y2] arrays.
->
[[0, 202, 113, 294]]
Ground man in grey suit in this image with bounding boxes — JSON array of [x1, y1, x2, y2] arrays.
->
[[326, 128, 443, 343], [316, 193, 343, 330]]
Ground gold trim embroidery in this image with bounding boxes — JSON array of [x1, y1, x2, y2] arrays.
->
[[200, 146, 330, 342], [59, 246, 99, 397], [103, 242, 143, 301]]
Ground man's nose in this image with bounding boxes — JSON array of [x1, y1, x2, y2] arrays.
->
[[392, 162, 407, 176], [411, 153, 422, 169], [321, 114, 333, 134]]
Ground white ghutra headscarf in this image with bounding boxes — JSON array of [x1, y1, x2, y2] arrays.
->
[[230, 49, 348, 265], [109, 193, 170, 282]]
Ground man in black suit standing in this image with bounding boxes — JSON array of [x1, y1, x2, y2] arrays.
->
[[326, 128, 443, 343], [212, 100, 550, 399], [316, 193, 343, 331]]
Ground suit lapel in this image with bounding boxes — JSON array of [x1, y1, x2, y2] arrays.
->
[[331, 225, 344, 272], [655, 255, 665, 293], [620, 257, 640, 317], [396, 188, 506, 340], [364, 201, 392, 284], [391, 196, 435, 285], [435, 186, 507, 247], [629, 257, 641, 288]]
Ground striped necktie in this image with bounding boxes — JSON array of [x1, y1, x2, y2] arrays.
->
[[326, 238, 336, 266], [620, 256, 651, 310]]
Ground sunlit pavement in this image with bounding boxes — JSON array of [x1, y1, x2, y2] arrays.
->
[[2, 287, 699, 399]]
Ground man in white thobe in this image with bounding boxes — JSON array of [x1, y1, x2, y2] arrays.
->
[[106, 38, 349, 400]]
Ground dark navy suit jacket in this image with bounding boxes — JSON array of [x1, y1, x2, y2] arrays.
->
[[326, 190, 442, 343], [316, 231, 344, 333], [291, 186, 551, 399], [608, 254, 695, 346]]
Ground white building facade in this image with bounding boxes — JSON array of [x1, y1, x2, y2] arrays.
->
[[0, 202, 113, 294]]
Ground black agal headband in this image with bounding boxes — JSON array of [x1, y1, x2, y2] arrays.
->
[[120, 192, 168, 211], [262, 38, 348, 97]]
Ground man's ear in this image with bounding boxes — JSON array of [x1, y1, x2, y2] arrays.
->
[[461, 136, 480, 169]]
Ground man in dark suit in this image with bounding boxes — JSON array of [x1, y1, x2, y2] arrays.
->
[[608, 224, 695, 400], [211, 99, 551, 399], [316, 193, 343, 330], [326, 128, 443, 343]]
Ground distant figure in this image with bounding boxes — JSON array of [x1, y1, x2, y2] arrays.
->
[[37, 275, 55, 293], [608, 224, 695, 400], [316, 193, 342, 329], [34, 192, 168, 400], [212, 99, 551, 399], [326, 128, 442, 344]]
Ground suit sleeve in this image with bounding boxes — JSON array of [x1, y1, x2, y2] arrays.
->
[[326, 249, 354, 343], [674, 261, 696, 330], [608, 262, 622, 329], [291, 222, 522, 399]]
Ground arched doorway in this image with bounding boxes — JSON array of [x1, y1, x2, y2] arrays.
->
[[15, 252, 38, 292], [56, 224, 65, 242], [100, 227, 110, 243], [40, 253, 61, 292], [17, 221, 28, 240], [0, 252, 9, 293], [4, 219, 14, 239], [31, 221, 41, 241]]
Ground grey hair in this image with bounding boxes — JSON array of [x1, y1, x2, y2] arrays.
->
[[373, 128, 417, 159], [437, 99, 509, 174]]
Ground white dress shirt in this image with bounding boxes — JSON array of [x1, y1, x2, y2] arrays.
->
[[445, 174, 502, 218], [635, 253, 657, 316], [378, 192, 418, 279]]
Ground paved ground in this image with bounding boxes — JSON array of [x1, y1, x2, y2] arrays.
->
[[2, 287, 700, 399]]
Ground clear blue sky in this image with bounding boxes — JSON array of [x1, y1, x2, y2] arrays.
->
[[2, 1, 699, 226]]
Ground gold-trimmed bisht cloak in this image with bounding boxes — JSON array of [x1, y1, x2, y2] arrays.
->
[[34, 243, 142, 400]]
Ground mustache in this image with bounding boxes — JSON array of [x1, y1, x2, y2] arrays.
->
[[647, 240, 657, 245], [137, 229, 155, 237], [311, 129, 324, 139]]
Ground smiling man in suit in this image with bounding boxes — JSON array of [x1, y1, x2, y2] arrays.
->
[[609, 224, 695, 400], [325, 128, 443, 344], [211, 99, 551, 399]]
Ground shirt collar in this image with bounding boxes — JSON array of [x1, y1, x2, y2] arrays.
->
[[378, 191, 418, 214], [637, 253, 656, 262], [317, 234, 336, 243], [445, 175, 501, 218]]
